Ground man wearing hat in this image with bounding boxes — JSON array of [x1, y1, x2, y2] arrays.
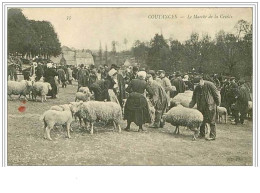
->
[[171, 71, 186, 94], [232, 79, 251, 125], [189, 76, 220, 140], [147, 71, 168, 128], [226, 77, 239, 116], [77, 64, 89, 91], [159, 70, 174, 107]]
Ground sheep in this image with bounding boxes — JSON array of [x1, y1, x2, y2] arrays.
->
[[162, 103, 203, 140], [31, 82, 52, 102], [71, 101, 122, 135], [170, 91, 197, 109], [78, 86, 90, 94], [39, 104, 79, 140], [248, 101, 253, 119], [50, 104, 71, 111], [8, 80, 33, 101], [75, 92, 92, 102], [216, 106, 227, 123]]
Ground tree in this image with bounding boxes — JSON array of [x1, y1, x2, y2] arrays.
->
[[8, 8, 34, 56], [215, 31, 240, 75], [98, 41, 103, 65], [132, 40, 149, 67], [235, 19, 251, 40], [170, 40, 184, 72], [123, 38, 128, 51], [104, 44, 108, 65], [7, 8, 61, 58], [111, 41, 117, 55], [147, 34, 171, 71], [184, 32, 201, 72]]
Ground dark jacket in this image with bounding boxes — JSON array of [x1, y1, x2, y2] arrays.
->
[[171, 77, 186, 94], [190, 80, 220, 124]]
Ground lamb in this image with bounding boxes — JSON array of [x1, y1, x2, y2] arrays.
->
[[40, 104, 79, 140], [78, 87, 90, 94], [71, 101, 122, 134], [31, 82, 52, 102], [216, 106, 227, 123], [75, 92, 92, 102], [162, 103, 203, 140], [8, 80, 33, 100]]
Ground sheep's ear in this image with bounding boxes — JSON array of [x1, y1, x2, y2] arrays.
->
[[79, 101, 83, 105]]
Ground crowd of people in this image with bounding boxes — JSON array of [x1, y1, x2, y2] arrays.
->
[[8, 56, 252, 141]]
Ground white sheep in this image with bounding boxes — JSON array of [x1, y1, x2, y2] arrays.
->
[[32, 82, 52, 102], [248, 101, 253, 119], [8, 80, 33, 101], [78, 87, 90, 94], [75, 92, 91, 102], [50, 104, 71, 111], [162, 103, 203, 140], [39, 104, 79, 140], [216, 106, 227, 124], [72, 101, 122, 134], [170, 91, 197, 109]]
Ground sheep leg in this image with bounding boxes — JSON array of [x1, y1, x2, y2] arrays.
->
[[193, 129, 200, 141], [90, 122, 94, 135], [173, 126, 178, 134], [44, 95, 47, 102], [66, 123, 71, 139], [75, 97, 77, 102], [46, 126, 52, 141], [83, 118, 88, 130], [225, 113, 227, 124], [117, 123, 121, 133], [41, 96, 44, 103]]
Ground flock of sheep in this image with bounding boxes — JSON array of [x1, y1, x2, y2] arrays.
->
[[7, 79, 252, 141]]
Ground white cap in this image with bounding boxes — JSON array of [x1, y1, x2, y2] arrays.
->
[[137, 71, 146, 79]]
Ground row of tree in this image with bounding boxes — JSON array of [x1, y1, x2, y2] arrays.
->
[[131, 20, 252, 78], [8, 8, 61, 58]]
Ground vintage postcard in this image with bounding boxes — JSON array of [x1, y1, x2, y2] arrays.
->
[[3, 4, 256, 167]]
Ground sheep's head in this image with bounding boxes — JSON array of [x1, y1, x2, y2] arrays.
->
[[70, 101, 83, 115]]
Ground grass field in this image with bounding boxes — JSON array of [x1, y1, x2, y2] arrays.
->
[[7, 81, 253, 166]]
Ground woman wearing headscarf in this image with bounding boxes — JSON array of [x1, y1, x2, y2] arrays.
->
[[124, 71, 154, 132], [103, 68, 120, 104], [43, 63, 58, 98]]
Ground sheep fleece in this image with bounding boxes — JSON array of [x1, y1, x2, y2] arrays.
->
[[164, 105, 203, 128], [8, 80, 30, 95], [81, 101, 122, 123]]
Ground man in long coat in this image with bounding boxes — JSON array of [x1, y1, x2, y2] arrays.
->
[[189, 77, 220, 140], [232, 80, 251, 125], [77, 64, 89, 91], [147, 71, 168, 128], [171, 71, 186, 94]]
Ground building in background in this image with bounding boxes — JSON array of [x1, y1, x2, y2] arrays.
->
[[51, 46, 94, 67]]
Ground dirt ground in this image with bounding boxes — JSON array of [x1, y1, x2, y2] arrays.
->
[[7, 82, 253, 166]]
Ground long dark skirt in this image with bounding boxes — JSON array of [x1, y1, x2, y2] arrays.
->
[[124, 92, 151, 126], [46, 78, 57, 97]]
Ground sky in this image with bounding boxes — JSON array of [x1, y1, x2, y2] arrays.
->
[[22, 7, 252, 51]]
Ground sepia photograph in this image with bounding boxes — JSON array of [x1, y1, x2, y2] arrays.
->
[[5, 5, 255, 166]]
